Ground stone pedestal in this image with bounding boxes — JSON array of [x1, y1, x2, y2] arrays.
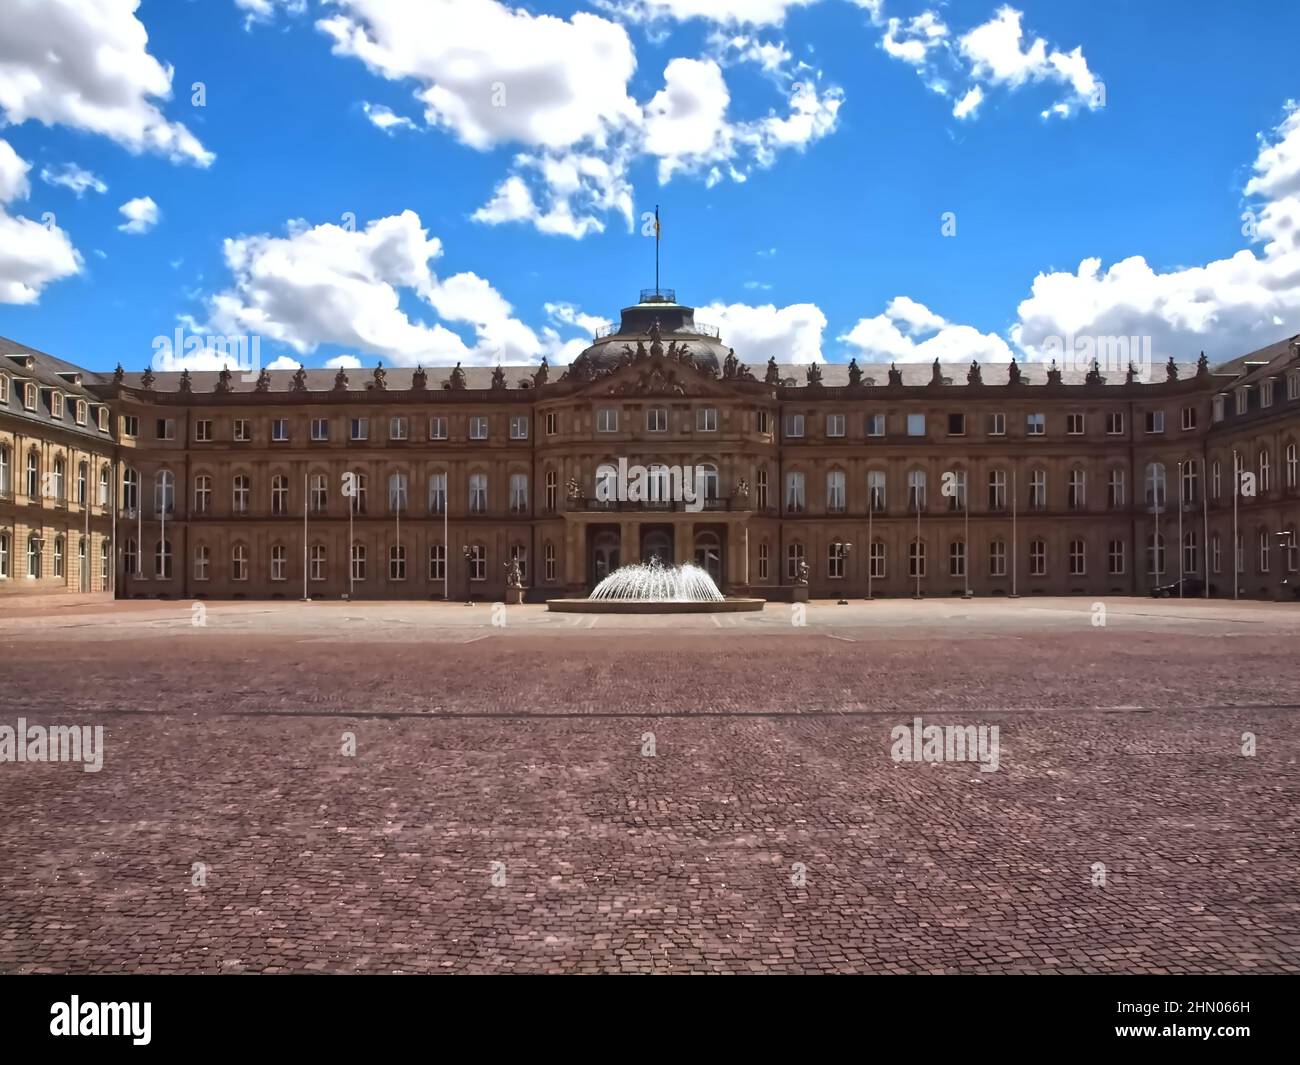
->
[[792, 585, 809, 603], [507, 585, 525, 605]]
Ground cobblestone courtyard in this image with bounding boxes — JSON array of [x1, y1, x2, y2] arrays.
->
[[1, 597, 1298, 973]]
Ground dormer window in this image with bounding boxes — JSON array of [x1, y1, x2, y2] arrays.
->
[[97, 407, 109, 432], [1235, 387, 1249, 415], [22, 383, 37, 411], [75, 400, 87, 425], [0, 374, 8, 403], [50, 392, 64, 419]]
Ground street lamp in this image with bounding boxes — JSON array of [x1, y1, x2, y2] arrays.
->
[[1274, 530, 1295, 601]]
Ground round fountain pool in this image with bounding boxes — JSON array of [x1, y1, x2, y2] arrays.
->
[[547, 559, 765, 614]]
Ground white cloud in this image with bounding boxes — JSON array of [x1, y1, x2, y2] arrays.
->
[[0, 0, 212, 165], [325, 354, 362, 369], [952, 85, 983, 120], [318, 0, 640, 152], [0, 138, 82, 303], [699, 299, 827, 363], [881, 11, 949, 67], [595, 0, 820, 28], [841, 296, 1014, 363], [235, 0, 306, 28], [958, 6, 1099, 118], [196, 210, 554, 366], [118, 196, 160, 234], [39, 162, 107, 197], [361, 102, 418, 134], [1009, 102, 1300, 361]]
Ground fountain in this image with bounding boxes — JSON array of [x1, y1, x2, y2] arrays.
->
[[547, 556, 764, 613]]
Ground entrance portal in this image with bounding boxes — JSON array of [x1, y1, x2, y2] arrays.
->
[[640, 525, 674, 565]]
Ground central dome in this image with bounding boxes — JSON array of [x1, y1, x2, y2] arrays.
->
[[569, 288, 727, 377]]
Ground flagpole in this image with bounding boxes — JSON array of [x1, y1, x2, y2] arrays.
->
[[1010, 469, 1018, 598], [1232, 449, 1239, 600], [866, 480, 874, 600], [654, 205, 660, 294], [443, 478, 449, 601], [302, 471, 308, 601], [1177, 460, 1185, 597]]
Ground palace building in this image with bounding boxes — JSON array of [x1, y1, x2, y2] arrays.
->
[[2, 288, 1299, 602]]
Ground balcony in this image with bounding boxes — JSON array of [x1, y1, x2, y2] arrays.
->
[[578, 496, 742, 513]]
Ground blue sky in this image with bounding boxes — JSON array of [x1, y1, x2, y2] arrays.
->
[[1, 0, 1297, 373]]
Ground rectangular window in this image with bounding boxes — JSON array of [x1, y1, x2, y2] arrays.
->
[[906, 414, 925, 437], [469, 416, 489, 440], [988, 540, 1006, 577], [1106, 411, 1124, 435], [156, 418, 175, 440], [0, 375, 7, 403], [646, 407, 667, 432], [510, 415, 529, 440], [1213, 395, 1226, 422], [696, 407, 718, 432], [756, 410, 769, 434], [785, 472, 805, 512], [1182, 405, 1198, 430], [545, 412, 558, 436], [785, 413, 805, 438], [1029, 540, 1046, 576], [987, 412, 1005, 436], [1069, 541, 1086, 576], [389, 416, 408, 441], [1066, 413, 1084, 435], [350, 417, 369, 441], [596, 408, 618, 433], [1261, 381, 1275, 409], [1026, 413, 1045, 436], [1288, 372, 1300, 402], [866, 413, 885, 437], [1235, 389, 1248, 415], [97, 407, 109, 432], [826, 413, 845, 438], [75, 400, 87, 425], [272, 418, 289, 442], [51, 392, 64, 419], [195, 419, 213, 442], [1108, 540, 1125, 575], [311, 418, 329, 441], [234, 419, 251, 442], [1145, 410, 1165, 433], [947, 413, 965, 436], [544, 542, 556, 582], [429, 543, 446, 583], [428, 416, 447, 440]]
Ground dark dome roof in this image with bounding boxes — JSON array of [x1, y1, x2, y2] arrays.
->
[[570, 290, 725, 376]]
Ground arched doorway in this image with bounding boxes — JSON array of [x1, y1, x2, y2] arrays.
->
[[641, 526, 673, 565], [589, 528, 620, 586], [694, 529, 723, 585]]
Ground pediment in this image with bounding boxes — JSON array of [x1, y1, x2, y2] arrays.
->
[[571, 352, 744, 399]]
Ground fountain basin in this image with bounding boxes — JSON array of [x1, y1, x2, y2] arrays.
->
[[546, 597, 765, 614]]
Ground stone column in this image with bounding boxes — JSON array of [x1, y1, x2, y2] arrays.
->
[[675, 520, 693, 565], [620, 520, 638, 567]]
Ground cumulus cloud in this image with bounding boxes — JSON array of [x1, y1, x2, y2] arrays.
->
[[840, 296, 1015, 363], [361, 102, 418, 134], [190, 210, 595, 367], [1010, 102, 1300, 362], [0, 0, 212, 165], [700, 299, 827, 363], [594, 0, 821, 27], [117, 196, 160, 234], [0, 138, 82, 303]]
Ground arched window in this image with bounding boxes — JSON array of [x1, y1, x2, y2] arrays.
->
[[0, 444, 9, 496], [868, 470, 886, 512], [99, 539, 109, 590], [756, 467, 769, 510], [77, 461, 87, 504], [988, 538, 1006, 576], [428, 542, 445, 582], [232, 474, 250, 514], [826, 469, 846, 513], [698, 463, 719, 501], [154, 539, 171, 579], [27, 532, 42, 578], [310, 473, 327, 513], [272, 474, 289, 515], [828, 539, 848, 579], [1259, 450, 1272, 492], [25, 450, 39, 500], [510, 473, 529, 513], [123, 537, 137, 576], [1107, 467, 1125, 509], [1211, 460, 1221, 500], [869, 539, 886, 579], [1286, 442, 1298, 490], [694, 531, 721, 583], [469, 473, 487, 514], [1183, 529, 1199, 575], [545, 469, 558, 512], [154, 469, 174, 516], [944, 469, 966, 512], [348, 471, 367, 514], [786, 541, 805, 581], [1181, 459, 1199, 503], [1067, 468, 1086, 510], [510, 543, 528, 582], [78, 536, 86, 590], [1258, 529, 1270, 573], [1147, 533, 1165, 576], [0, 531, 9, 578], [122, 467, 139, 512], [98, 464, 110, 506], [388, 472, 408, 513], [52, 456, 65, 501], [1144, 463, 1166, 509], [987, 469, 1006, 511], [468, 543, 487, 581], [756, 541, 769, 581], [428, 471, 447, 514], [544, 541, 556, 582], [1028, 468, 1047, 510], [1211, 533, 1221, 574], [785, 471, 805, 512], [948, 539, 966, 577], [907, 468, 926, 512]]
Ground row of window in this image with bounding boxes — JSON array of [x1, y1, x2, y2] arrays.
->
[[158, 413, 534, 444], [0, 374, 110, 431], [122, 540, 552, 584], [783, 408, 1194, 440], [774, 530, 1298, 581], [0, 448, 111, 504], [0, 532, 109, 587], [1214, 372, 1300, 421]]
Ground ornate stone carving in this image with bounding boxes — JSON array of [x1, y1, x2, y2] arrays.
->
[[888, 362, 903, 387], [847, 358, 863, 387], [178, 369, 192, 393], [1007, 359, 1021, 385], [1085, 359, 1104, 385], [1125, 362, 1137, 385], [255, 368, 271, 392], [565, 476, 583, 503], [333, 367, 349, 391], [113, 363, 124, 385], [1166, 356, 1179, 381], [765, 356, 780, 385], [412, 365, 427, 390], [967, 360, 982, 386], [141, 366, 155, 389], [723, 348, 739, 378], [929, 358, 943, 386], [795, 559, 810, 586], [806, 362, 823, 386], [371, 362, 387, 390], [533, 357, 548, 387], [1046, 359, 1062, 386], [491, 365, 506, 390], [292, 365, 308, 392], [449, 363, 466, 390], [215, 366, 232, 393], [1196, 351, 1210, 376]]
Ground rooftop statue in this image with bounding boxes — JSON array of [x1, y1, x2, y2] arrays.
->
[[1166, 356, 1179, 381], [372, 362, 387, 390], [929, 358, 943, 385], [491, 365, 506, 390], [765, 356, 780, 385], [412, 365, 427, 390], [449, 362, 466, 390], [967, 360, 982, 385], [1085, 358, 1104, 385], [179, 369, 192, 393], [533, 356, 549, 386], [723, 348, 738, 378], [255, 367, 271, 392], [113, 363, 124, 385], [1007, 358, 1021, 385], [1196, 351, 1210, 377], [847, 358, 862, 387], [141, 366, 155, 389], [888, 362, 903, 386], [292, 365, 308, 392], [806, 362, 822, 386], [215, 366, 232, 393], [333, 367, 349, 391], [1046, 359, 1062, 385]]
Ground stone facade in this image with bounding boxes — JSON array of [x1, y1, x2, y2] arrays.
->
[[3, 296, 1298, 601]]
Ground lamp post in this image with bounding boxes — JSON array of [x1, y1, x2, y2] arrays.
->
[[463, 544, 475, 606], [1275, 530, 1294, 601]]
